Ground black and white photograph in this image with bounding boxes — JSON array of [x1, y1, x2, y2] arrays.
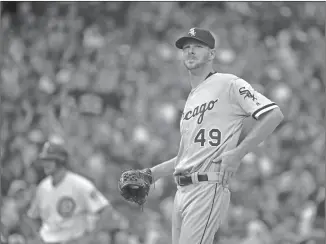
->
[[0, 2, 325, 244]]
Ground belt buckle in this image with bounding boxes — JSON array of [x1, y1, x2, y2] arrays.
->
[[177, 176, 186, 186]]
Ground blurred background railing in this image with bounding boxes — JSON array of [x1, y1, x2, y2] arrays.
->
[[0, 2, 325, 244]]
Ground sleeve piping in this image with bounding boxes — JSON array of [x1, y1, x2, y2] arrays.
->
[[252, 103, 278, 120]]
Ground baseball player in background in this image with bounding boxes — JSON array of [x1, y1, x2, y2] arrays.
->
[[24, 141, 125, 244], [148, 28, 284, 244]]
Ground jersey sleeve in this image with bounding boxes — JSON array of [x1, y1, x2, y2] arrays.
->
[[230, 78, 279, 120], [80, 179, 109, 214]]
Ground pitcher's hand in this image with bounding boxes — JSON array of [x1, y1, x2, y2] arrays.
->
[[212, 148, 243, 187]]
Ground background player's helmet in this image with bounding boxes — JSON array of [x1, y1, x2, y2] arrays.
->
[[38, 141, 69, 165]]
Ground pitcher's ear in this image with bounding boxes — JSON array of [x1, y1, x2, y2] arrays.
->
[[209, 49, 216, 61]]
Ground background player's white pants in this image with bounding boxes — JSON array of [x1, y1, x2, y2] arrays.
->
[[172, 182, 230, 244]]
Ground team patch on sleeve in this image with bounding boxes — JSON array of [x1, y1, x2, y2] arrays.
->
[[232, 78, 279, 119], [238, 86, 259, 103]]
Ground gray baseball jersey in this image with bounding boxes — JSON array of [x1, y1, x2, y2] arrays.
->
[[174, 72, 278, 175]]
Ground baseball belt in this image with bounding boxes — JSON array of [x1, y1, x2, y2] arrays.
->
[[175, 172, 222, 186]]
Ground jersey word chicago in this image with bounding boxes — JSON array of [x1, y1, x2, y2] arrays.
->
[[174, 72, 278, 175], [182, 99, 219, 124]]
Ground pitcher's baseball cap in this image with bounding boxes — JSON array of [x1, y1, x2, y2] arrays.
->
[[176, 28, 215, 49]]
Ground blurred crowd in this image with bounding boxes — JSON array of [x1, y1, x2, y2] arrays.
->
[[0, 2, 325, 244]]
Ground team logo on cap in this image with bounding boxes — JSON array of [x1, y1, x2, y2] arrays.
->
[[188, 28, 196, 37]]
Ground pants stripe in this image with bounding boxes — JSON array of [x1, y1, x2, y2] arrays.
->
[[199, 184, 218, 244]]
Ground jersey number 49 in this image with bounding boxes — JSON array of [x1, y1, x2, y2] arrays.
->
[[194, 128, 221, 147]]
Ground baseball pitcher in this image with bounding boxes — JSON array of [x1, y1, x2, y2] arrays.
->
[[118, 28, 284, 244]]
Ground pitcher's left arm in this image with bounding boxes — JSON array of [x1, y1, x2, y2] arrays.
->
[[213, 78, 283, 185], [230, 77, 283, 156], [236, 107, 283, 157]]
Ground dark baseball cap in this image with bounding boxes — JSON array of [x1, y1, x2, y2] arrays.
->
[[38, 141, 68, 162], [175, 28, 215, 49]]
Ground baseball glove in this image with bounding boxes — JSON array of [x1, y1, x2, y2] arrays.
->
[[118, 168, 153, 206]]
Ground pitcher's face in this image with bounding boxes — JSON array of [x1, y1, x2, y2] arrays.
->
[[182, 40, 214, 70]]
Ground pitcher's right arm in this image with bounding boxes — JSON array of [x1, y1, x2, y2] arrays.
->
[[150, 156, 177, 182]]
